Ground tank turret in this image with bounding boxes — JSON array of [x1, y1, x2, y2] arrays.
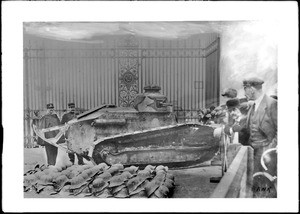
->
[[133, 85, 173, 112]]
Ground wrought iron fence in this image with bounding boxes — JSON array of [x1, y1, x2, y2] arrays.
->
[[24, 35, 220, 148]]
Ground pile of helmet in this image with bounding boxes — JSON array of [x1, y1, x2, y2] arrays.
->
[[24, 163, 175, 198]]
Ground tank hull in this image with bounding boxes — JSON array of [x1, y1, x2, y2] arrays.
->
[[66, 107, 177, 154], [91, 123, 219, 168]]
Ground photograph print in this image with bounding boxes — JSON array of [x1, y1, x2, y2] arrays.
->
[[23, 20, 278, 199]]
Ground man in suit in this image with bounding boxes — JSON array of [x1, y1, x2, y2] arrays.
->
[[225, 77, 277, 197], [61, 103, 84, 165], [37, 103, 61, 166], [243, 77, 277, 163]]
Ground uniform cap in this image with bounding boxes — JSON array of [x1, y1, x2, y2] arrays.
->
[[68, 103, 75, 108], [221, 88, 237, 98], [46, 103, 54, 109], [243, 77, 264, 87]]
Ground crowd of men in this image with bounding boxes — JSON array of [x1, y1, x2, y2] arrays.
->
[[200, 77, 277, 198], [36, 102, 84, 166]]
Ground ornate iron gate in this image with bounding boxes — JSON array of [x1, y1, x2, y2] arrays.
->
[[24, 35, 220, 147], [118, 36, 140, 107]]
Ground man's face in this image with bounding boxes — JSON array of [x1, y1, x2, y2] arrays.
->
[[69, 107, 75, 113], [48, 108, 54, 114], [244, 86, 255, 100]]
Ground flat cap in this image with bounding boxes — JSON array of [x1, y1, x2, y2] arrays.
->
[[46, 103, 54, 109], [221, 88, 237, 98], [243, 77, 264, 87], [68, 103, 75, 108], [226, 98, 240, 109]]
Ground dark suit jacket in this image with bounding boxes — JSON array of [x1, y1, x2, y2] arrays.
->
[[249, 94, 277, 147], [61, 112, 76, 124], [37, 113, 62, 145], [228, 95, 277, 147]]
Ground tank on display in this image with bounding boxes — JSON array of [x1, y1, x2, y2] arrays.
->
[[33, 85, 221, 168]]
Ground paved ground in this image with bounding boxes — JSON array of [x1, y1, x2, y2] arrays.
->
[[24, 146, 91, 173], [170, 166, 221, 198]]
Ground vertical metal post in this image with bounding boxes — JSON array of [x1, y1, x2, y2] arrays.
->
[[217, 37, 221, 106], [23, 48, 31, 147], [246, 146, 254, 197]]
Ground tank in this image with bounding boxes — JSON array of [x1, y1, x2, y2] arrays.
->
[[33, 85, 221, 168]]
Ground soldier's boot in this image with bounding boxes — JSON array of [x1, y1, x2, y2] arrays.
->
[[68, 153, 75, 165], [77, 154, 84, 165]]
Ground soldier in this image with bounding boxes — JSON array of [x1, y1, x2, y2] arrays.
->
[[61, 103, 84, 165], [37, 103, 61, 166]]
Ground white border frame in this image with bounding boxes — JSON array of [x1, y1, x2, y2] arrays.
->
[[2, 1, 299, 212]]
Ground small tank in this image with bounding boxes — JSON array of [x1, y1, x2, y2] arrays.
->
[[34, 85, 221, 168]]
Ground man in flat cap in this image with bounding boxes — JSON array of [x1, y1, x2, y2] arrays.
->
[[61, 103, 84, 165], [242, 77, 277, 150], [37, 103, 61, 165], [227, 77, 278, 197], [221, 88, 238, 99]]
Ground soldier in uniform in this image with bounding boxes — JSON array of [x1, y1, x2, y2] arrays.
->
[[37, 103, 61, 166], [61, 103, 84, 165]]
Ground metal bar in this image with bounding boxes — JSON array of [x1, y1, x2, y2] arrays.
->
[[192, 55, 195, 110], [116, 49, 119, 107], [212, 54, 215, 106], [163, 44, 166, 98], [62, 52, 67, 110], [103, 56, 107, 105], [35, 52, 39, 110], [168, 51, 171, 104], [246, 146, 254, 197], [81, 56, 85, 109], [42, 48, 47, 109], [95, 56, 99, 107], [188, 55, 191, 111], [28, 47, 206, 51], [27, 56, 206, 59], [58, 50, 62, 109], [176, 40, 179, 110], [108, 56, 112, 105], [96, 57, 100, 106], [90, 55, 93, 108], [217, 37, 221, 106]]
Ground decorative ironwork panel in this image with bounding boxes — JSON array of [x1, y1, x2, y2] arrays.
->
[[204, 38, 219, 57], [141, 48, 205, 58], [118, 36, 140, 107]]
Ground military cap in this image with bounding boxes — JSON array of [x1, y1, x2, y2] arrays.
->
[[243, 77, 264, 87], [68, 103, 75, 108], [46, 103, 54, 109], [226, 98, 240, 109], [221, 88, 237, 98]]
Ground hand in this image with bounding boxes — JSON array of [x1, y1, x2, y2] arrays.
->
[[232, 124, 242, 132], [224, 125, 231, 135]]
